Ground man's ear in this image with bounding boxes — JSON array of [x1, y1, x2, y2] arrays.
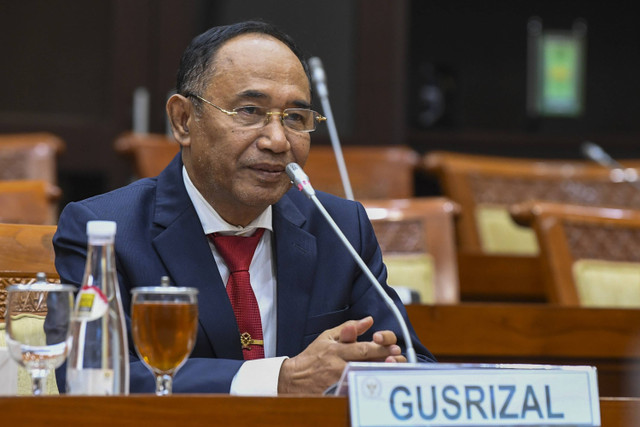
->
[[166, 94, 193, 147]]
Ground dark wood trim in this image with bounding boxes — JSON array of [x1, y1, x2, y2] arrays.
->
[[0, 395, 636, 426], [355, 0, 409, 145], [457, 251, 545, 302]]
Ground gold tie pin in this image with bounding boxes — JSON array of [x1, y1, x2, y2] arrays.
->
[[240, 332, 264, 350]]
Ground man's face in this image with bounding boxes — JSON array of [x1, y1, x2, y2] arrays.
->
[[183, 33, 311, 226]]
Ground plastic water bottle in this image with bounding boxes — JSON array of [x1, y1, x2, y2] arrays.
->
[[66, 220, 129, 394]]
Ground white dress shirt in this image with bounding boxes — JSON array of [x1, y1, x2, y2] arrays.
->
[[183, 167, 286, 395]]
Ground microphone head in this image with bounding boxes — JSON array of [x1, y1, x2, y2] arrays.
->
[[581, 141, 618, 168], [581, 141, 606, 161], [308, 57, 328, 98], [285, 162, 303, 180], [286, 163, 315, 198], [308, 57, 326, 83]]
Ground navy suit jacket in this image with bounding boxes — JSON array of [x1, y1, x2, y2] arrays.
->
[[53, 154, 435, 393]]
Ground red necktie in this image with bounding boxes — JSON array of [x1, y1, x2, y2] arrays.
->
[[209, 228, 265, 360]]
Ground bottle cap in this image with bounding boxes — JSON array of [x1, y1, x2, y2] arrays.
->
[[86, 220, 117, 238], [160, 276, 170, 287]]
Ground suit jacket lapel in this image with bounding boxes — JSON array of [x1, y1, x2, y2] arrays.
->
[[150, 155, 243, 360], [272, 194, 317, 357]]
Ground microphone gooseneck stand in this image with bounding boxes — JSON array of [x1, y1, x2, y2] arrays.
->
[[308, 57, 354, 201], [581, 141, 640, 191], [286, 163, 417, 364]]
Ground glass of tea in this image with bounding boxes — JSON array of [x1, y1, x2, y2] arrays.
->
[[131, 284, 198, 396]]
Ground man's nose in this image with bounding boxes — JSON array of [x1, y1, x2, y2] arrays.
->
[[258, 112, 290, 152]]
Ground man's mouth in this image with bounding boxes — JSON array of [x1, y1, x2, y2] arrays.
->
[[249, 163, 287, 181], [252, 163, 286, 173]]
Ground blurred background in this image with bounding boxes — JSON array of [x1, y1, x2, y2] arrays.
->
[[1, 0, 639, 208]]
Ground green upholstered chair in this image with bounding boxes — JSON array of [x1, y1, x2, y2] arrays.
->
[[362, 197, 460, 304], [423, 150, 640, 255], [510, 200, 640, 307], [303, 145, 420, 200], [0, 179, 61, 225]]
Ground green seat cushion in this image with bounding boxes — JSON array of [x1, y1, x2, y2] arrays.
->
[[384, 253, 435, 303], [573, 259, 640, 308], [476, 205, 539, 255]]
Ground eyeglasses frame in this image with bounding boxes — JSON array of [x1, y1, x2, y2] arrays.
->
[[185, 93, 326, 133]]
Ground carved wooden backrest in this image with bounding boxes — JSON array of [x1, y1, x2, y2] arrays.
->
[[0, 180, 61, 225], [423, 150, 640, 253], [0, 133, 65, 185], [304, 145, 420, 199], [114, 132, 180, 179], [361, 197, 460, 303], [510, 200, 640, 306], [0, 224, 59, 321]]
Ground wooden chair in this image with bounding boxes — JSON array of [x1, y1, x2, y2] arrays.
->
[[303, 145, 420, 199], [0, 223, 59, 395], [114, 132, 180, 178], [423, 150, 640, 255], [423, 150, 640, 303], [0, 180, 61, 225], [0, 133, 65, 185], [361, 197, 460, 303], [511, 200, 640, 307], [0, 223, 59, 319]]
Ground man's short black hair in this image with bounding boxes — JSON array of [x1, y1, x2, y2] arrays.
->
[[176, 20, 311, 100]]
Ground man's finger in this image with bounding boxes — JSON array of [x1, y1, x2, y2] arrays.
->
[[385, 355, 407, 363], [354, 316, 374, 335], [372, 330, 398, 346], [339, 323, 357, 343], [326, 316, 374, 342]]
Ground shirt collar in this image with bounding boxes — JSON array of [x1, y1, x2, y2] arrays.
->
[[182, 166, 273, 237]]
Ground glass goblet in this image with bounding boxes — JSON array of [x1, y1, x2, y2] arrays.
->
[[131, 286, 198, 396], [5, 283, 75, 396]]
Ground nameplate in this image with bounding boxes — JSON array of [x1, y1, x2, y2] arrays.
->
[[337, 362, 600, 427]]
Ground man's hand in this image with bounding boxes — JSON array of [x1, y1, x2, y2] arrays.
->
[[277, 316, 406, 394]]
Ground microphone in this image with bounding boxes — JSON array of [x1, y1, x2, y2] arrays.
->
[[581, 141, 640, 186], [286, 163, 418, 364], [308, 57, 328, 99], [307, 57, 354, 201], [581, 141, 623, 169]]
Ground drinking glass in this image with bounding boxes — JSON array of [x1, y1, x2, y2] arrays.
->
[[131, 286, 198, 396], [5, 283, 75, 395]]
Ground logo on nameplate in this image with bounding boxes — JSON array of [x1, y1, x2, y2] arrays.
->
[[361, 376, 382, 399]]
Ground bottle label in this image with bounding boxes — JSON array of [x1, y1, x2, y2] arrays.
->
[[74, 285, 108, 321], [66, 368, 115, 395]]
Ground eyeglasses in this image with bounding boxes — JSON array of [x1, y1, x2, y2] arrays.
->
[[185, 93, 326, 133]]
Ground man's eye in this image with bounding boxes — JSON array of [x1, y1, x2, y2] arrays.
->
[[236, 106, 261, 116], [285, 112, 305, 122]]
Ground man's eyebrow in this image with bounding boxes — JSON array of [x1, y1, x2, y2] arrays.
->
[[292, 100, 312, 109], [236, 90, 311, 109], [237, 90, 267, 100]]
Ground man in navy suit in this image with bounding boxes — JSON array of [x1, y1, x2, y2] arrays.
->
[[54, 20, 435, 395]]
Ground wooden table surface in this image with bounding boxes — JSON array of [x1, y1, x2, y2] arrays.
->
[[0, 395, 637, 426]]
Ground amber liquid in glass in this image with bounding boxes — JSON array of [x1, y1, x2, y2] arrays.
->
[[132, 302, 198, 374]]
